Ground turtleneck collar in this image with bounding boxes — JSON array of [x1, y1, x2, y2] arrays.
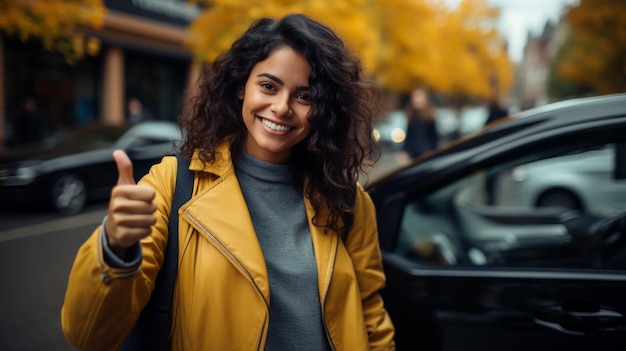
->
[[234, 153, 293, 183]]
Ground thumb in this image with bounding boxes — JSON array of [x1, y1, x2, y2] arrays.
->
[[113, 149, 135, 185]]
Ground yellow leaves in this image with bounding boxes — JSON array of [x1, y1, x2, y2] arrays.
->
[[554, 0, 626, 95], [370, 0, 439, 91], [0, 0, 105, 64], [188, 0, 513, 99], [367, 0, 512, 97], [188, 0, 376, 65], [568, 0, 626, 44], [431, 0, 511, 97]]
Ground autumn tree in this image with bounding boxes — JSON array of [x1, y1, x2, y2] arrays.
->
[[0, 0, 105, 64], [431, 0, 512, 99], [549, 0, 626, 97], [186, 0, 512, 100], [370, 0, 512, 99], [186, 0, 378, 69], [0, 0, 105, 143], [547, 37, 594, 99]]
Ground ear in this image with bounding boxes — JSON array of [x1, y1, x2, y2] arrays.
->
[[237, 88, 244, 100]]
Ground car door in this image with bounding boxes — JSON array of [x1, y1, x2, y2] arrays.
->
[[375, 139, 626, 351]]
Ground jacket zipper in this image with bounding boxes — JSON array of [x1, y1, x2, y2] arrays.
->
[[185, 212, 269, 349], [320, 238, 339, 351]]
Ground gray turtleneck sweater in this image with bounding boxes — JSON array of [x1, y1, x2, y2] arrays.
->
[[234, 153, 331, 351]]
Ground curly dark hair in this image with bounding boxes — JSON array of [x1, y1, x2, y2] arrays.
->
[[179, 13, 380, 236]]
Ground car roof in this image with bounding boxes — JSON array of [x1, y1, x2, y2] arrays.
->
[[513, 93, 626, 123], [479, 93, 626, 144], [367, 93, 626, 192]]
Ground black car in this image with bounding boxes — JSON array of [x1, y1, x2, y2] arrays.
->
[[0, 121, 182, 214], [367, 93, 626, 350]]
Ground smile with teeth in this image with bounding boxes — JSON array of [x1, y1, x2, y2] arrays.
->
[[260, 117, 293, 132]]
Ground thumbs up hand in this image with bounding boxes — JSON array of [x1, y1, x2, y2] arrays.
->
[[105, 149, 157, 258]]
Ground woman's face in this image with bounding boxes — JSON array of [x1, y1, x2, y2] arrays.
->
[[239, 46, 312, 164], [411, 89, 428, 109]]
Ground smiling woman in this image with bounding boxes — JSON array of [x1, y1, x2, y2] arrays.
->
[[61, 14, 395, 351]]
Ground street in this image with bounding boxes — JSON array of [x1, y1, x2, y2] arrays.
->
[[0, 203, 106, 351], [0, 149, 403, 351]]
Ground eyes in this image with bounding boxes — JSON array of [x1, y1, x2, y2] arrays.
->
[[260, 82, 310, 103]]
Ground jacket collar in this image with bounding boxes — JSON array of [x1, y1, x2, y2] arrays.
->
[[188, 139, 233, 177], [182, 139, 340, 302]]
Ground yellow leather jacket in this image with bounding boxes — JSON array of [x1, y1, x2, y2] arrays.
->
[[61, 143, 395, 350]]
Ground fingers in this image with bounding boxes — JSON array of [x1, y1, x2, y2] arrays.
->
[[113, 183, 157, 203], [106, 209, 157, 246], [113, 149, 135, 185], [106, 188, 157, 250], [107, 149, 158, 252]]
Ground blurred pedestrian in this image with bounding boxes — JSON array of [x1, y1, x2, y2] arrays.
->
[[484, 98, 509, 205], [399, 87, 439, 162], [127, 97, 153, 123], [14, 96, 46, 145], [62, 14, 395, 351], [485, 98, 509, 125]]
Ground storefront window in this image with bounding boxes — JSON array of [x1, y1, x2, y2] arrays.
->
[[4, 38, 100, 134], [125, 50, 188, 122]]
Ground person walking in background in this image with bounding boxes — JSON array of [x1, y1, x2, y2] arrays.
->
[[61, 14, 395, 351], [485, 98, 509, 126], [398, 87, 439, 163], [13, 96, 46, 145], [127, 97, 153, 123], [484, 98, 509, 205]]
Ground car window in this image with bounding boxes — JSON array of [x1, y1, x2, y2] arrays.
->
[[128, 137, 173, 148], [395, 142, 626, 270], [57, 125, 129, 147]]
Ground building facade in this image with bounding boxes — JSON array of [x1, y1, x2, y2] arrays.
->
[[515, 17, 573, 111], [1, 0, 202, 145]]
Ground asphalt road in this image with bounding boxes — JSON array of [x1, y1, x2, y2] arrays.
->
[[0, 149, 403, 351], [0, 203, 107, 351]]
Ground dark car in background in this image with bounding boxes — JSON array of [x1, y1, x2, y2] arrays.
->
[[367, 94, 626, 350], [0, 121, 182, 215]]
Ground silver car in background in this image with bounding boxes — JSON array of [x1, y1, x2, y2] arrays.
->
[[505, 144, 626, 217]]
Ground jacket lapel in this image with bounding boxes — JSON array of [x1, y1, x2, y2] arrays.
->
[[179, 142, 340, 304], [306, 197, 339, 302], [181, 145, 270, 300]]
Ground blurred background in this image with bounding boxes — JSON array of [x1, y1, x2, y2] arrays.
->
[[0, 0, 624, 150]]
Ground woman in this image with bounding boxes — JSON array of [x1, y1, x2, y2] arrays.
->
[[401, 87, 438, 160], [61, 14, 395, 350]]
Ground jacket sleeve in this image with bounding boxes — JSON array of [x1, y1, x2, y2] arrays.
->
[[60, 156, 178, 351], [345, 184, 396, 350]]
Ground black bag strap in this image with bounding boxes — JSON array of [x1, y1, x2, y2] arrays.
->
[[121, 152, 193, 351]]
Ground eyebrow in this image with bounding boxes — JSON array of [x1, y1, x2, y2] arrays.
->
[[257, 73, 310, 91]]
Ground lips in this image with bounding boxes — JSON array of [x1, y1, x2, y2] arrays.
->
[[260, 117, 293, 132]]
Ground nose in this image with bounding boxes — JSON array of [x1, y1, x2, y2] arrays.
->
[[271, 93, 291, 117]]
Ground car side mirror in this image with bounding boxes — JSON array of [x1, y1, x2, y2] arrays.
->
[[614, 142, 626, 179]]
